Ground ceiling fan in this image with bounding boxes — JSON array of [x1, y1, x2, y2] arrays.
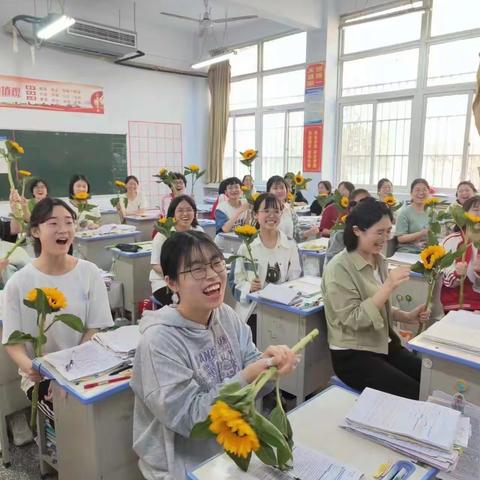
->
[[161, 0, 258, 34]]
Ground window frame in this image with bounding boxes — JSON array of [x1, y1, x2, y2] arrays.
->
[[226, 31, 306, 184], [336, 0, 480, 193]]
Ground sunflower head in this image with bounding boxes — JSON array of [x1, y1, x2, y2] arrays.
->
[[383, 195, 397, 206], [465, 212, 480, 223], [159, 168, 168, 176], [26, 287, 67, 312], [234, 224, 258, 237], [18, 170, 32, 177], [187, 164, 200, 173], [209, 401, 260, 458], [340, 214, 348, 223], [115, 180, 126, 188], [251, 192, 260, 202], [7, 140, 24, 155], [294, 173, 304, 186], [424, 197, 440, 207], [74, 192, 90, 201], [240, 149, 257, 161], [420, 244, 446, 270], [340, 196, 349, 209], [241, 185, 249, 192]]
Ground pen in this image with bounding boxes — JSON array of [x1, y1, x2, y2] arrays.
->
[[83, 374, 132, 390], [392, 468, 408, 480], [108, 364, 132, 376]]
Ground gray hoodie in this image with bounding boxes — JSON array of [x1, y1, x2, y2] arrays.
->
[[131, 303, 263, 480]]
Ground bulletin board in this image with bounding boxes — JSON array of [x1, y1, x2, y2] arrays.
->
[[127, 121, 183, 208]]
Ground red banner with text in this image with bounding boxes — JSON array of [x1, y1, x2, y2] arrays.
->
[[0, 75, 104, 114], [303, 124, 323, 172]]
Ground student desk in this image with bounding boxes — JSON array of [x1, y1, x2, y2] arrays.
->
[[246, 293, 332, 406], [100, 208, 120, 225], [197, 203, 213, 219], [197, 218, 216, 239], [33, 359, 141, 480], [74, 230, 140, 271], [188, 385, 435, 480], [124, 210, 160, 241], [216, 232, 242, 254], [293, 206, 311, 216], [109, 242, 152, 323], [0, 320, 31, 467], [409, 331, 480, 405], [298, 238, 328, 277]]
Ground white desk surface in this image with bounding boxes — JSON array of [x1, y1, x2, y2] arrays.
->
[[218, 232, 242, 241], [75, 230, 139, 242], [188, 386, 435, 480], [124, 210, 161, 221], [409, 333, 480, 371]]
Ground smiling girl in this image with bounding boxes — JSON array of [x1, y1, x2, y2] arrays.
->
[[150, 195, 204, 304], [131, 231, 298, 479], [2, 198, 113, 421], [67, 174, 101, 230], [233, 193, 302, 302]]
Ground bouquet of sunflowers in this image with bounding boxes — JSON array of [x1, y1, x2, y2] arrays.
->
[[6, 288, 85, 429], [191, 329, 319, 472], [411, 198, 462, 334], [184, 164, 206, 195]]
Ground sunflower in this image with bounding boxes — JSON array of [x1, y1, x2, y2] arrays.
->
[[420, 245, 446, 270], [241, 185, 249, 192], [234, 224, 258, 237], [74, 192, 90, 201], [340, 214, 348, 223], [465, 212, 480, 223], [158, 217, 175, 225], [287, 192, 295, 203], [251, 192, 260, 202], [8, 141, 24, 155], [18, 170, 32, 177], [158, 168, 168, 176], [26, 288, 67, 311], [383, 195, 397, 206], [424, 197, 440, 207], [209, 401, 260, 458], [294, 173, 304, 186], [340, 196, 349, 209], [240, 149, 257, 161], [115, 180, 126, 188], [187, 164, 200, 173]]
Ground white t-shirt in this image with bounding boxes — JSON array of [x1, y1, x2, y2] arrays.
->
[[149, 226, 204, 293], [1, 259, 114, 391], [120, 192, 148, 214]]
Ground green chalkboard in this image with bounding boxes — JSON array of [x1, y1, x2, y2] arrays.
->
[[0, 130, 127, 200]]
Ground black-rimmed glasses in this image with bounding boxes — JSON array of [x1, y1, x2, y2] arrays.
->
[[179, 258, 226, 280]]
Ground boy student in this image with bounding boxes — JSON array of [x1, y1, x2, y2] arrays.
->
[[131, 231, 298, 479]]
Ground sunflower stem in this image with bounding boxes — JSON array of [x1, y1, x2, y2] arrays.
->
[[458, 246, 468, 309], [252, 329, 319, 397], [30, 312, 46, 431], [417, 275, 436, 336]]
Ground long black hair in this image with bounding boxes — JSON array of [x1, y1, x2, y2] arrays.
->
[[28, 198, 77, 256]]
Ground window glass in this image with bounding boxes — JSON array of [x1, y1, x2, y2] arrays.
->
[[263, 32, 306, 70]]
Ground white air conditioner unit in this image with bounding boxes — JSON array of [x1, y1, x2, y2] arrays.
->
[[5, 17, 138, 59]]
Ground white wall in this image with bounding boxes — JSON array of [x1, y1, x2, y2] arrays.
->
[[0, 0, 209, 212]]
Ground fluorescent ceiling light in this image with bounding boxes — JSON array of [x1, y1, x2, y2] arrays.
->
[[191, 51, 236, 70], [37, 15, 75, 40]]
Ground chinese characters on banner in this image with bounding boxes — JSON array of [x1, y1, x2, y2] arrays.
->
[[0, 75, 104, 114], [303, 62, 325, 172], [303, 124, 323, 172]]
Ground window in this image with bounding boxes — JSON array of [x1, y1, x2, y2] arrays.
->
[[338, 0, 480, 190], [261, 110, 304, 181], [224, 115, 256, 179], [225, 32, 306, 181]]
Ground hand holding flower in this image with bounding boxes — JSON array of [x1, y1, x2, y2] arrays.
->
[[406, 304, 430, 325], [455, 261, 468, 277], [249, 278, 262, 292]]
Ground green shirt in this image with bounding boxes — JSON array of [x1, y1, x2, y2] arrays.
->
[[395, 204, 428, 253], [321, 250, 400, 355]]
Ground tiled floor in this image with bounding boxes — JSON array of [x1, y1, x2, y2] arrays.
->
[[0, 442, 56, 480]]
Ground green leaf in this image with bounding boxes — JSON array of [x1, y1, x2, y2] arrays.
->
[[218, 381, 244, 396], [427, 230, 438, 246], [411, 261, 425, 274], [250, 412, 290, 453], [5, 330, 35, 345], [110, 197, 119, 208], [255, 441, 278, 466], [190, 418, 213, 439], [431, 222, 441, 235], [23, 288, 52, 315], [53, 314, 86, 333], [269, 405, 288, 436], [197, 170, 206, 179], [225, 450, 251, 472]]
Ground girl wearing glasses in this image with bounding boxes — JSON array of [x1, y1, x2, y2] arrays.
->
[[214, 177, 250, 235], [159, 172, 187, 216], [150, 195, 204, 305], [233, 193, 302, 302], [131, 231, 298, 479]]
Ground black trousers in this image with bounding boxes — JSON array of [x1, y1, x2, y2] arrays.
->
[[330, 344, 421, 400]]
